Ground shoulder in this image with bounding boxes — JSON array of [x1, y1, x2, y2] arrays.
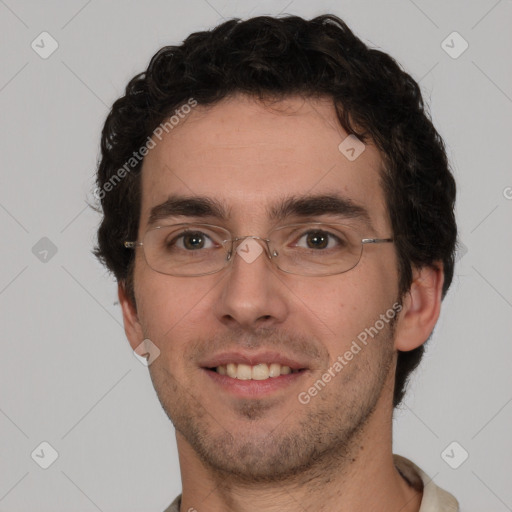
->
[[394, 454, 459, 512]]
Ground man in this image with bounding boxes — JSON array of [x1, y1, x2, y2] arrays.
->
[[95, 14, 458, 512]]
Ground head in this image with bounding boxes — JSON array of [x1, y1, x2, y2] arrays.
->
[[94, 14, 456, 480]]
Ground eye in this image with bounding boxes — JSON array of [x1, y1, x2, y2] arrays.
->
[[295, 229, 342, 250], [173, 231, 216, 251]]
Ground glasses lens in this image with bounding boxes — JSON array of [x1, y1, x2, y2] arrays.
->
[[270, 223, 363, 276], [143, 224, 230, 276]]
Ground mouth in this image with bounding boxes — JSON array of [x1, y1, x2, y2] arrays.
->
[[206, 362, 306, 380], [200, 351, 309, 398]]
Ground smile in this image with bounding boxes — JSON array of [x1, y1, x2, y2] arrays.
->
[[213, 363, 303, 380]]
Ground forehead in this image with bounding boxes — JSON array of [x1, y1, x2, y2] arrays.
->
[[139, 94, 389, 232]]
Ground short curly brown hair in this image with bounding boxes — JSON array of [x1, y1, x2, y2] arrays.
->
[[94, 14, 457, 407]]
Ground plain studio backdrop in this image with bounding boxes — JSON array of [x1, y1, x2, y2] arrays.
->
[[1, 1, 511, 511]]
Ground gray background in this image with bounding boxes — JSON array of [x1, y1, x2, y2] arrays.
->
[[1, 0, 511, 510]]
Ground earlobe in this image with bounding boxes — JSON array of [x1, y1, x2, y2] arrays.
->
[[118, 282, 144, 351], [394, 265, 444, 352]]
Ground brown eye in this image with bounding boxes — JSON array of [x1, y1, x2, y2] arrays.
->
[[182, 232, 206, 250], [305, 231, 329, 249], [169, 231, 216, 251], [295, 230, 340, 250]]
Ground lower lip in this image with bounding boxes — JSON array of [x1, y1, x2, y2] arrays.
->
[[203, 368, 308, 398]]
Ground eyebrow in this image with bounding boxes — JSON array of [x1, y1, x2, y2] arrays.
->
[[147, 193, 374, 230], [268, 194, 373, 229], [148, 196, 229, 226]]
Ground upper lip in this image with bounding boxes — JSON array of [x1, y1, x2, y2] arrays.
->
[[200, 351, 309, 370]]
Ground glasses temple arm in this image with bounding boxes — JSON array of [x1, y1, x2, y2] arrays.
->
[[361, 238, 393, 244]]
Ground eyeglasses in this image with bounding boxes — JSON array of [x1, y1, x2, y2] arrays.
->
[[124, 222, 393, 277]]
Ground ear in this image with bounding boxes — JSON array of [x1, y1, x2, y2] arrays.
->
[[394, 264, 444, 352], [118, 282, 144, 352]]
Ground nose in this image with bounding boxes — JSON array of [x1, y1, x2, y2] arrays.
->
[[213, 237, 289, 329]]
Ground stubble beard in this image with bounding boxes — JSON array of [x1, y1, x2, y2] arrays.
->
[[148, 321, 396, 485]]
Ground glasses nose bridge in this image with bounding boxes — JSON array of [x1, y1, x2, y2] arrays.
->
[[229, 235, 274, 260]]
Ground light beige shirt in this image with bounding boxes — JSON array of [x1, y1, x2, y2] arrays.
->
[[162, 455, 459, 512]]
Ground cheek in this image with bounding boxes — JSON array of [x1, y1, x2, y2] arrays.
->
[[135, 267, 220, 344], [281, 278, 361, 343], [284, 268, 397, 348]]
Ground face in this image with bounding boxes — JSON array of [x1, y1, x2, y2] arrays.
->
[[127, 94, 402, 482]]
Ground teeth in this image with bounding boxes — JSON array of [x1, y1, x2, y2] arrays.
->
[[237, 363, 252, 380], [215, 363, 298, 380], [226, 363, 237, 378], [252, 363, 269, 380], [269, 363, 281, 377]]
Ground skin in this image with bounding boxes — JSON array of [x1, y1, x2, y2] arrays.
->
[[119, 93, 444, 512]]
